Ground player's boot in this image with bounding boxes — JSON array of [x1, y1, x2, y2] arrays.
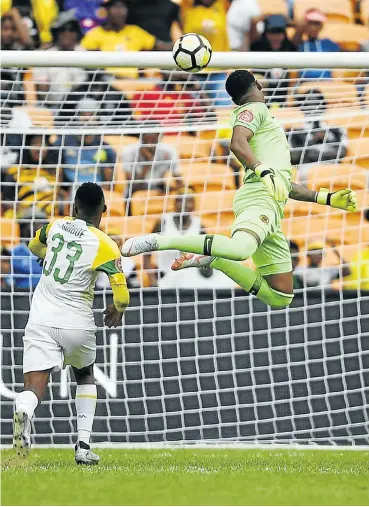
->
[[75, 441, 100, 465], [171, 253, 214, 271], [122, 234, 159, 257], [13, 409, 31, 457]]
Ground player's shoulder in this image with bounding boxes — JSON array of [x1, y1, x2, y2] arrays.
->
[[88, 226, 120, 255]]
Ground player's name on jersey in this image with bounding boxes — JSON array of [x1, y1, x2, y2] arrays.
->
[[61, 221, 86, 238]]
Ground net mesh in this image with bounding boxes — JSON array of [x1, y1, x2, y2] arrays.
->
[[1, 67, 368, 446]]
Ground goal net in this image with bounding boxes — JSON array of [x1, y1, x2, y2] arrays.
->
[[1, 53, 368, 446]]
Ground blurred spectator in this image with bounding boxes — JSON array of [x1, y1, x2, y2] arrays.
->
[[95, 227, 139, 289], [122, 132, 183, 201], [0, 246, 11, 291], [1, 70, 24, 125], [132, 71, 211, 125], [288, 89, 347, 171], [127, 0, 181, 43], [1, 0, 58, 47], [3, 133, 63, 217], [1, 9, 33, 49], [10, 209, 47, 290], [53, 98, 116, 188], [298, 9, 340, 80], [57, 71, 131, 126], [294, 241, 351, 288], [226, 0, 261, 51], [81, 0, 172, 78], [63, 0, 106, 33], [31, 11, 87, 107], [183, 0, 230, 106], [144, 190, 235, 288], [289, 240, 303, 289], [250, 15, 296, 104], [343, 209, 369, 291]]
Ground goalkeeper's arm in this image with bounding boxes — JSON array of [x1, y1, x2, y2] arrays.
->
[[289, 183, 358, 212]]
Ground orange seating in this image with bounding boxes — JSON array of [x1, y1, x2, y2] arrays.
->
[[361, 0, 369, 22], [0, 219, 20, 248], [162, 134, 213, 161], [111, 79, 157, 99], [323, 107, 369, 139], [320, 23, 369, 51], [272, 107, 305, 130], [100, 215, 157, 240], [294, 0, 354, 23], [195, 190, 235, 236], [104, 191, 126, 217], [296, 81, 359, 107], [283, 200, 323, 218], [178, 162, 235, 192], [256, 0, 289, 16], [306, 163, 368, 191], [345, 138, 369, 169], [130, 190, 175, 216]]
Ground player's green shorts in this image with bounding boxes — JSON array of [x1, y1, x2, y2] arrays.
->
[[231, 182, 292, 276]]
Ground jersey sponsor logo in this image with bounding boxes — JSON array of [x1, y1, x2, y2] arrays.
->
[[115, 257, 123, 273], [238, 110, 254, 123], [260, 215, 269, 224]]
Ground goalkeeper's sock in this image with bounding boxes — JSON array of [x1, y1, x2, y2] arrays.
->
[[15, 390, 38, 419], [75, 384, 97, 446], [157, 231, 259, 262], [211, 258, 294, 309]]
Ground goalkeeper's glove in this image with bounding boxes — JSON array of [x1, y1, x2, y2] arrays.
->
[[253, 163, 289, 202], [316, 188, 358, 212]]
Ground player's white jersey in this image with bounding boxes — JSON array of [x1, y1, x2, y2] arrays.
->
[[28, 217, 123, 330]]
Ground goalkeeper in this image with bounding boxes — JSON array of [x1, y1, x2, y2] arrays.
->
[[122, 70, 357, 309]]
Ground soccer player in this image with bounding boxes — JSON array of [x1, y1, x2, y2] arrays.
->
[[121, 70, 357, 308], [13, 183, 130, 464]]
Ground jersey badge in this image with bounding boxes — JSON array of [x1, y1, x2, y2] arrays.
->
[[115, 257, 123, 273], [260, 215, 269, 224], [238, 110, 254, 123]]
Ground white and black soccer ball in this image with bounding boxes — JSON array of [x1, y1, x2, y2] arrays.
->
[[172, 33, 212, 73]]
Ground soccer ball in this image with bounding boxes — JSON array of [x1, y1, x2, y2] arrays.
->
[[172, 33, 212, 73]]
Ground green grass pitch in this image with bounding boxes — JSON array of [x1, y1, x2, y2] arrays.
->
[[1, 448, 368, 505]]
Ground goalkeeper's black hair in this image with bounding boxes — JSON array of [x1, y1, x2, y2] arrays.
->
[[75, 182, 105, 212], [225, 70, 256, 104]]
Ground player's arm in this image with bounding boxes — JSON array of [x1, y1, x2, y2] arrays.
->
[[230, 126, 288, 201], [289, 182, 358, 212], [28, 223, 51, 259]]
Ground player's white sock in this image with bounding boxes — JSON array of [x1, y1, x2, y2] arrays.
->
[[15, 390, 38, 419], [75, 384, 97, 446]]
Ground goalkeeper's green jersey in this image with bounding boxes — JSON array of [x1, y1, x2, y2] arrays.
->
[[230, 102, 292, 191]]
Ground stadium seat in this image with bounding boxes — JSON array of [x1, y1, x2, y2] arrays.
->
[[100, 215, 157, 239], [272, 108, 305, 130], [283, 200, 323, 218], [361, 0, 369, 23], [130, 190, 175, 216], [195, 190, 235, 236], [103, 135, 138, 151], [293, 0, 354, 23], [345, 138, 369, 169], [162, 134, 213, 161], [256, 0, 288, 16], [178, 162, 235, 192], [0, 219, 20, 248], [320, 22, 369, 51], [324, 107, 369, 139], [295, 81, 359, 107], [13, 106, 54, 127], [306, 163, 368, 191], [111, 79, 157, 99], [104, 191, 127, 217], [282, 215, 355, 247]]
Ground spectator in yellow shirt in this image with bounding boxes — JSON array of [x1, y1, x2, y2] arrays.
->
[[343, 209, 369, 291], [183, 0, 231, 106], [81, 0, 172, 78]]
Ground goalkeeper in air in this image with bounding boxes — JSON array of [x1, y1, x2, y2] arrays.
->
[[122, 70, 357, 309]]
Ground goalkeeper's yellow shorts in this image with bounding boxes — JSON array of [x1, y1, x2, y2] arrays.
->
[[231, 182, 292, 276]]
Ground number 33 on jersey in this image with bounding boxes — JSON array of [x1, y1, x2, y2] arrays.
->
[[28, 216, 129, 331]]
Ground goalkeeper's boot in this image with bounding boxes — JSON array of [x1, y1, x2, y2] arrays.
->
[[13, 409, 31, 457], [122, 234, 159, 257], [172, 253, 214, 271], [75, 441, 100, 465]]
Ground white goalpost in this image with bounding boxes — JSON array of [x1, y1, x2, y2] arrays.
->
[[0, 51, 368, 448]]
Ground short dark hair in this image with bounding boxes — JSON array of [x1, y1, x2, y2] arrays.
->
[[289, 240, 299, 251], [364, 208, 369, 222], [225, 70, 256, 103], [75, 182, 104, 211]]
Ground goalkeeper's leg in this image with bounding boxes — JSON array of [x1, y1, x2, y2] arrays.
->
[[173, 254, 293, 309]]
